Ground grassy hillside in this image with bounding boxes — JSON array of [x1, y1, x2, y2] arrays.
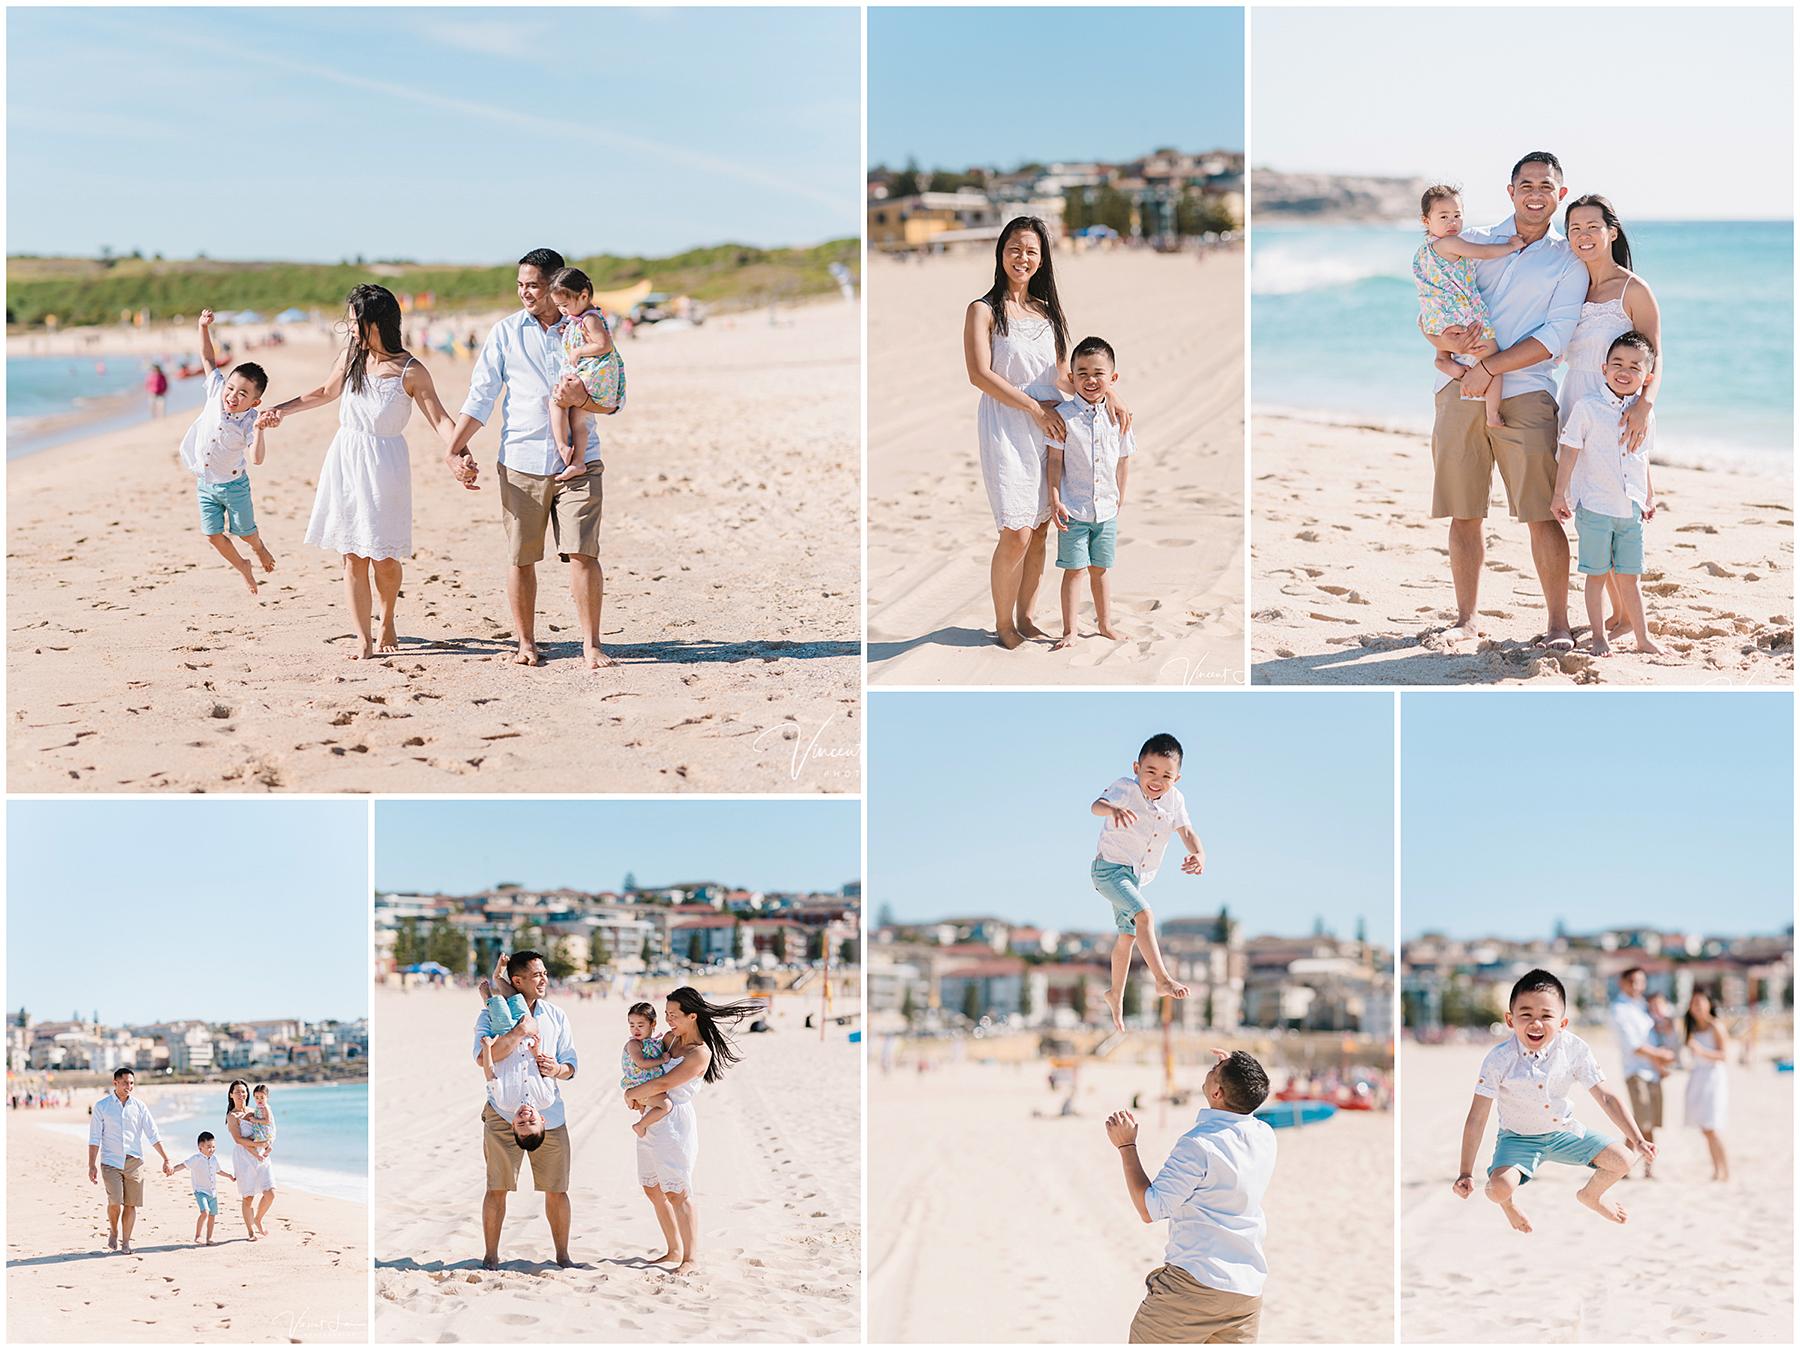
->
[[6, 240, 858, 329]]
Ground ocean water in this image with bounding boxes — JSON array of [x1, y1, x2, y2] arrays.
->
[[41, 1081, 367, 1205], [6, 354, 210, 458], [1251, 219, 1795, 476]]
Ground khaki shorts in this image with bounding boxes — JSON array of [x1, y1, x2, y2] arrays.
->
[[101, 1156, 144, 1207], [498, 461, 603, 566], [482, 1103, 571, 1193], [1129, 1263, 1263, 1344], [1430, 383, 1560, 522], [1627, 1075, 1663, 1131]]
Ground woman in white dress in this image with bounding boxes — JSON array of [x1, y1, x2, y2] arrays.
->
[[1559, 196, 1666, 646], [1683, 990, 1730, 1181], [626, 987, 762, 1274], [259, 285, 459, 659], [962, 217, 1130, 649], [224, 1079, 276, 1242]]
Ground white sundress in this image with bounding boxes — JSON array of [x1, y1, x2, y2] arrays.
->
[[635, 1067, 700, 1195], [1557, 292, 1632, 437], [230, 1114, 275, 1197], [1685, 1029, 1728, 1131], [304, 359, 416, 560], [977, 310, 1059, 532]]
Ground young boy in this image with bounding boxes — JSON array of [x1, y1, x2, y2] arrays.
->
[[477, 956, 555, 1152], [178, 309, 276, 595], [1048, 336, 1136, 650], [1453, 969, 1656, 1232], [621, 1001, 674, 1138], [169, 1131, 235, 1245], [1550, 331, 1667, 657], [1091, 733, 1206, 1032]]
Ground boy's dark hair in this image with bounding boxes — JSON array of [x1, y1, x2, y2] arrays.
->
[[519, 248, 565, 276], [1419, 183, 1462, 216], [516, 1129, 546, 1152], [1070, 335, 1116, 368], [1608, 330, 1656, 364], [627, 1001, 657, 1021], [1510, 152, 1563, 184], [113, 1066, 135, 1082], [548, 266, 593, 298], [230, 362, 269, 396], [1138, 733, 1184, 765], [508, 950, 547, 981], [198, 1131, 215, 1145], [1216, 1050, 1270, 1113], [1509, 968, 1567, 1010]]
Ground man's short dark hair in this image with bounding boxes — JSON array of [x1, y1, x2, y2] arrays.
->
[[1071, 335, 1116, 368], [1619, 966, 1646, 984], [1510, 152, 1563, 184], [197, 1131, 215, 1145], [508, 950, 547, 981], [519, 248, 565, 276], [516, 1129, 546, 1152], [1216, 1050, 1270, 1114], [1509, 968, 1567, 1010], [1608, 330, 1656, 364], [112, 1066, 135, 1082], [1138, 733, 1183, 765], [230, 362, 268, 396]]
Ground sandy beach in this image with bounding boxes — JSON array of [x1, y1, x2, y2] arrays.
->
[[1400, 1038, 1794, 1343], [868, 248, 1246, 686], [6, 1094, 368, 1343], [7, 298, 860, 792], [1251, 414, 1794, 684], [869, 1043, 1393, 1342], [371, 983, 860, 1343]]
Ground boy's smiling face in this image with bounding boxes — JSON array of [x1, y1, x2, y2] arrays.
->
[[220, 373, 263, 416], [198, 1138, 216, 1157], [1506, 990, 1568, 1054], [1072, 352, 1117, 405], [1604, 344, 1652, 399], [1133, 751, 1180, 800]]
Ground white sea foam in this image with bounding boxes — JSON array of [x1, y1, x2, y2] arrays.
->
[[1251, 247, 1405, 295]]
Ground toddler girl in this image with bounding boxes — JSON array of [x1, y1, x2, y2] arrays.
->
[[621, 1001, 674, 1138], [245, 1084, 275, 1148], [547, 266, 626, 482], [1415, 185, 1523, 428]]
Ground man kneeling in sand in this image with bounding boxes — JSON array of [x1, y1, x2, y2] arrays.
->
[[1105, 1049, 1276, 1344], [87, 1067, 175, 1254]]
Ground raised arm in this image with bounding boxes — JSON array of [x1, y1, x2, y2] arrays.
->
[[1104, 1110, 1156, 1223], [198, 311, 220, 374], [1453, 1093, 1492, 1196]]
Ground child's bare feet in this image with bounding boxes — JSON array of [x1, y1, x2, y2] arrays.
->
[[1575, 1184, 1627, 1223], [555, 461, 586, 482], [1591, 635, 1612, 657], [1484, 413, 1505, 429], [1633, 636, 1668, 656], [249, 539, 277, 574], [1498, 1198, 1532, 1232], [1103, 986, 1124, 1032], [632, 1119, 649, 1138], [1051, 631, 1076, 651], [478, 979, 493, 1001], [230, 555, 259, 595], [1155, 979, 1190, 999], [1606, 612, 1632, 638]]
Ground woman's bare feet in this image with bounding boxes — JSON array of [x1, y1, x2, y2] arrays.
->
[[1016, 617, 1047, 640], [512, 641, 543, 666], [585, 641, 616, 669], [672, 1259, 697, 1276], [348, 637, 375, 660], [648, 1249, 680, 1265], [994, 627, 1025, 650], [377, 620, 400, 655], [1095, 620, 1121, 640]]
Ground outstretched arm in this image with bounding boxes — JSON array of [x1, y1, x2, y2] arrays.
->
[[1431, 233, 1523, 261], [1588, 1082, 1653, 1159], [198, 310, 221, 374], [1105, 1110, 1156, 1223], [402, 359, 465, 453], [259, 353, 349, 427], [1093, 797, 1136, 828], [1178, 826, 1205, 875]]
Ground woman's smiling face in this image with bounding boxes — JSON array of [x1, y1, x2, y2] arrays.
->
[[1001, 228, 1041, 286], [1566, 205, 1616, 266]]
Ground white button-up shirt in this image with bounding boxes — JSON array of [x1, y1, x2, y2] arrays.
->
[[473, 997, 578, 1129], [88, 1090, 161, 1167], [1474, 1031, 1605, 1135], [1095, 776, 1191, 885], [486, 1042, 561, 1116], [1048, 395, 1135, 523], [462, 310, 601, 477], [177, 368, 260, 484], [1561, 390, 1652, 518], [183, 1151, 223, 1194], [1431, 216, 1587, 401], [1608, 996, 1658, 1081], [1144, 1108, 1277, 1296]]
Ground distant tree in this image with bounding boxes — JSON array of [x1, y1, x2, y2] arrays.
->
[[15, 1007, 25, 1028], [688, 930, 706, 965], [623, 872, 638, 893], [495, 881, 522, 890], [1356, 916, 1367, 945], [1313, 916, 1326, 937], [1094, 186, 1134, 236], [426, 919, 468, 975], [772, 927, 788, 962], [1064, 186, 1091, 232], [640, 936, 656, 965], [808, 929, 828, 962], [876, 903, 895, 928], [1073, 977, 1089, 1021], [543, 944, 577, 981], [1019, 976, 1034, 1020], [890, 158, 922, 197], [962, 981, 983, 1024], [927, 169, 980, 193], [839, 938, 859, 966], [901, 985, 917, 1024], [1123, 977, 1142, 1019], [1212, 907, 1236, 945], [589, 929, 611, 972]]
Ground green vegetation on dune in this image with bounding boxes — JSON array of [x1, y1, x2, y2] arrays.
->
[[5, 240, 859, 329]]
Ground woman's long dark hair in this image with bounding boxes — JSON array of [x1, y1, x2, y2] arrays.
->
[[1684, 989, 1716, 1044], [667, 986, 763, 1083], [341, 284, 405, 395], [225, 1079, 250, 1115], [1564, 194, 1633, 272], [980, 216, 1068, 364]]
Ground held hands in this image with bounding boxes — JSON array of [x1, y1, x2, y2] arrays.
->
[[1451, 1174, 1475, 1199], [447, 449, 481, 491], [1102, 803, 1137, 829], [255, 408, 283, 430], [162, 1161, 173, 1176], [1051, 496, 1071, 531], [1104, 1109, 1139, 1149]]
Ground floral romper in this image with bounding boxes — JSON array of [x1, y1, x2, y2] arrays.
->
[[560, 306, 626, 411], [1413, 241, 1495, 341]]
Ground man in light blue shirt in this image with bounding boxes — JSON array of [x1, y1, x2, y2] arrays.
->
[[1608, 966, 1674, 1178], [1423, 152, 1589, 652], [446, 248, 615, 669], [87, 1066, 174, 1254]]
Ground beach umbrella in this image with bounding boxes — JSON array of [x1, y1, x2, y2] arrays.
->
[[228, 310, 264, 325], [274, 307, 309, 323]]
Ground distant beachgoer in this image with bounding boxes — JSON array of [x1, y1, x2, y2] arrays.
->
[[87, 1067, 174, 1255], [1105, 1049, 1276, 1343], [1047, 335, 1136, 649], [145, 364, 168, 418], [1090, 732, 1205, 1031], [546, 267, 626, 483], [1684, 990, 1730, 1180], [168, 1130, 236, 1245], [1414, 185, 1524, 430], [177, 310, 276, 595], [257, 284, 461, 660], [1608, 966, 1675, 1176], [225, 1078, 277, 1241]]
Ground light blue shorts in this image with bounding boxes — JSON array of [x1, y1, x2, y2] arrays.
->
[[1573, 504, 1643, 576], [1091, 859, 1147, 934], [193, 1189, 219, 1215], [1057, 517, 1117, 571], [1488, 1127, 1616, 1184], [197, 476, 257, 538]]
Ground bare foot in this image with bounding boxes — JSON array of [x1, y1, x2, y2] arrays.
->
[[1155, 979, 1191, 999], [1443, 620, 1479, 643], [994, 628, 1024, 651], [250, 542, 277, 574], [347, 637, 375, 660], [585, 642, 616, 669], [632, 1120, 649, 1138], [1591, 635, 1613, 657], [1606, 612, 1632, 638], [478, 979, 493, 1001], [377, 620, 400, 655], [1016, 617, 1047, 640], [1633, 637, 1668, 656], [555, 464, 586, 482], [106, 1233, 117, 1251], [1051, 632, 1076, 651], [555, 1252, 588, 1269], [512, 642, 543, 666], [1499, 1198, 1533, 1232], [481, 1254, 499, 1271], [673, 1259, 697, 1276], [119, 1240, 133, 1254], [1095, 621, 1120, 640], [205, 1239, 215, 1246], [1485, 414, 1505, 429], [246, 1231, 259, 1243], [648, 1249, 680, 1265], [1103, 986, 1124, 1032], [231, 557, 259, 595], [1576, 1186, 1627, 1223]]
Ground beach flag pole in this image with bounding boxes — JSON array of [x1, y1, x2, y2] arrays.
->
[[1161, 996, 1174, 1128], [820, 923, 832, 1042]]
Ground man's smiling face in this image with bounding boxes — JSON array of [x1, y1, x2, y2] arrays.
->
[[1506, 990, 1568, 1054], [1507, 160, 1567, 233]]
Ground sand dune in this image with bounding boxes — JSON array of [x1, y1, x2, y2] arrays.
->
[[1401, 1039, 1794, 1343], [371, 985, 860, 1343], [1251, 414, 1794, 685], [5, 1100, 368, 1343], [870, 1049, 1392, 1342], [868, 249, 1246, 686], [7, 300, 860, 792]]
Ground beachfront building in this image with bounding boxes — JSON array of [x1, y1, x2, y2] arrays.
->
[[1238, 935, 1393, 1034], [673, 915, 746, 967], [939, 959, 1026, 1024], [166, 1026, 213, 1074], [867, 190, 1002, 253]]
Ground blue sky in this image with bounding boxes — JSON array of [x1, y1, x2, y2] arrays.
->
[[1403, 693, 1794, 940], [1252, 8, 1794, 222], [869, 7, 1244, 170], [375, 800, 861, 896], [6, 801, 368, 1026], [6, 7, 860, 261], [869, 692, 1395, 945]]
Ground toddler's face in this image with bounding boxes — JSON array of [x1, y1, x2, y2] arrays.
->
[[1505, 992, 1568, 1053], [628, 1015, 655, 1040], [555, 292, 589, 320], [1133, 752, 1181, 800], [1604, 346, 1652, 399], [220, 374, 263, 416], [1423, 198, 1464, 240]]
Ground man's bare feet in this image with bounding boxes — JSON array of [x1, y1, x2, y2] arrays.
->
[[555, 1252, 588, 1269], [1016, 617, 1047, 640], [1154, 979, 1191, 999], [1499, 1198, 1533, 1232], [585, 642, 616, 670], [481, 1254, 499, 1271], [995, 627, 1025, 650], [377, 620, 400, 655], [1095, 621, 1120, 640], [230, 556, 259, 595], [1575, 1185, 1627, 1223], [512, 642, 543, 666], [106, 1232, 118, 1251], [1051, 632, 1076, 651], [1443, 620, 1479, 644], [1103, 986, 1124, 1032]]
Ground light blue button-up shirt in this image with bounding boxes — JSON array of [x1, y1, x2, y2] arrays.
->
[[88, 1090, 162, 1168], [473, 997, 578, 1130], [1143, 1108, 1277, 1296], [1048, 395, 1136, 523], [1432, 215, 1587, 401], [462, 309, 602, 478]]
